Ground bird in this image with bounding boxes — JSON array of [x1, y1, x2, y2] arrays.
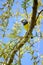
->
[[21, 19, 30, 31], [21, 19, 33, 38]]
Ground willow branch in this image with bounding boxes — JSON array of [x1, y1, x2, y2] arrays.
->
[[36, 9, 43, 21], [7, 0, 38, 65]]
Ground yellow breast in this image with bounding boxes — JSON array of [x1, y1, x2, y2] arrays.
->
[[24, 23, 30, 31]]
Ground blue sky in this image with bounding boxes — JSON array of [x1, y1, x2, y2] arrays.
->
[[0, 0, 43, 65]]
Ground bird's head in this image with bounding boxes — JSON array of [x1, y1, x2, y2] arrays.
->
[[21, 19, 28, 25]]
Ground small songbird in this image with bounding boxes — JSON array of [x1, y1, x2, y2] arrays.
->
[[21, 19, 33, 38], [21, 19, 30, 31]]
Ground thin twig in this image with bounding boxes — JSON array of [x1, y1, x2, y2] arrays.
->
[[36, 9, 43, 21]]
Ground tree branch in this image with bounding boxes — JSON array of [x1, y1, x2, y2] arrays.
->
[[7, 0, 38, 65], [36, 9, 43, 21]]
